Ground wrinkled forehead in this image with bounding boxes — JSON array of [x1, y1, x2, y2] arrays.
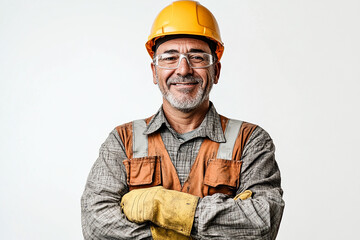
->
[[156, 38, 211, 55], [154, 34, 215, 55]]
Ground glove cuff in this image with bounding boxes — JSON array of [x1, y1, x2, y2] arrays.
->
[[153, 188, 199, 236]]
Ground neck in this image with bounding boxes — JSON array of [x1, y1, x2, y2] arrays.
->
[[162, 100, 210, 134]]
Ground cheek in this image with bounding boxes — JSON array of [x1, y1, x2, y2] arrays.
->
[[199, 71, 213, 87], [205, 68, 216, 85], [157, 70, 174, 84]]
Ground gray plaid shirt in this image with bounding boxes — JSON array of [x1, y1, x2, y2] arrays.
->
[[81, 104, 284, 239]]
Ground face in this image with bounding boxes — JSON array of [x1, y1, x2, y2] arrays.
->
[[151, 38, 221, 112]]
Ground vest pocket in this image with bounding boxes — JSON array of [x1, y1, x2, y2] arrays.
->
[[123, 156, 162, 190], [203, 159, 242, 196]]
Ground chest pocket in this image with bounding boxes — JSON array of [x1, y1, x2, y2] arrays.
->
[[204, 158, 242, 196], [203, 119, 243, 197], [123, 156, 162, 190]]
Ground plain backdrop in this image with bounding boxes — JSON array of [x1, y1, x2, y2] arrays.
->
[[1, 0, 359, 239]]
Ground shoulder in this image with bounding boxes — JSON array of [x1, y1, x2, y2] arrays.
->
[[98, 120, 135, 151], [224, 115, 272, 144], [224, 116, 274, 153], [242, 124, 275, 155], [115, 121, 134, 140], [246, 124, 272, 142]]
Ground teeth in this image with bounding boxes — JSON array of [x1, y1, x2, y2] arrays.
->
[[174, 83, 196, 85]]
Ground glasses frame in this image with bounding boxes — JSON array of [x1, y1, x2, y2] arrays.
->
[[153, 52, 215, 70]]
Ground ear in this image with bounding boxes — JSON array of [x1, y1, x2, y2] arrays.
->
[[151, 63, 157, 84], [213, 62, 221, 84]]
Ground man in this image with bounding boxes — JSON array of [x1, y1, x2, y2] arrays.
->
[[81, 1, 284, 239]]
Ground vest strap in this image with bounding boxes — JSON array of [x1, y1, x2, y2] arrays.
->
[[133, 118, 243, 160], [132, 119, 148, 158], [217, 119, 243, 160]]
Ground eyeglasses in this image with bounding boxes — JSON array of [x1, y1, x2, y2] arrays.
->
[[153, 52, 215, 69]]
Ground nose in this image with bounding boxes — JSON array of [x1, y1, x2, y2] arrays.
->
[[175, 56, 193, 76]]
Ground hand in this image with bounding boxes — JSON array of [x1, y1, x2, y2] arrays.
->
[[121, 186, 199, 236]]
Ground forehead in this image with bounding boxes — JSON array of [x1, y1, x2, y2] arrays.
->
[[156, 38, 211, 54]]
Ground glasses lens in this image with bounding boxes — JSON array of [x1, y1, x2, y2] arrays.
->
[[157, 53, 180, 69], [188, 53, 212, 68], [155, 53, 213, 69]]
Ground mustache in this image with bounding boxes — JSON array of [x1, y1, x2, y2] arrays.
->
[[167, 76, 202, 86]]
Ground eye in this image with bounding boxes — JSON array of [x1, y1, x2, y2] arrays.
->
[[163, 56, 177, 61], [189, 54, 205, 62], [159, 53, 179, 62], [193, 56, 204, 60]]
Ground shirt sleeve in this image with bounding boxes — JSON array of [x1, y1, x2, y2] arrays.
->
[[81, 129, 152, 240], [191, 127, 285, 240]]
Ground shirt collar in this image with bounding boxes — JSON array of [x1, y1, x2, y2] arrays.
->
[[144, 103, 225, 143]]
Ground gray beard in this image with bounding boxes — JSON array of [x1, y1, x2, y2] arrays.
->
[[156, 75, 214, 113]]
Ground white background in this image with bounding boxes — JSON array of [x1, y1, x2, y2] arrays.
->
[[1, 0, 359, 239]]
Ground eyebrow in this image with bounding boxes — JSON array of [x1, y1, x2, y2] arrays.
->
[[189, 48, 207, 53], [162, 48, 208, 54]]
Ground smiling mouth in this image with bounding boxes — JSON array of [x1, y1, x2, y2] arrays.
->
[[171, 82, 198, 86]]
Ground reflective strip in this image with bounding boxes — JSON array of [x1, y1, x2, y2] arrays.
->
[[217, 119, 243, 160], [132, 119, 148, 158]]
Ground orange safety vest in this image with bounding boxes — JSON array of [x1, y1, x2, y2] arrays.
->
[[116, 115, 257, 198]]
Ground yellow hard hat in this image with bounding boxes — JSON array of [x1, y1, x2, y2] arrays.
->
[[146, 0, 224, 61]]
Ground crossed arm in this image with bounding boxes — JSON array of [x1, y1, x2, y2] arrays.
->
[[81, 127, 284, 239]]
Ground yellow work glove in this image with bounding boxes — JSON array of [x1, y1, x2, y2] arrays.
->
[[150, 224, 192, 240], [234, 190, 253, 200], [121, 186, 199, 236]]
